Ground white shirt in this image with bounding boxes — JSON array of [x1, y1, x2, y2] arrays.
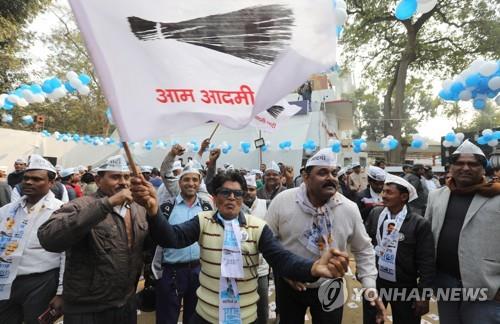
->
[[0, 191, 65, 294], [11, 184, 69, 203]]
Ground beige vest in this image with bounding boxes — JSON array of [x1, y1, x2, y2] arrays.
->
[[195, 211, 266, 324]]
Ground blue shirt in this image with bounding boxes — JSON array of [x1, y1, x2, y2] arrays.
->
[[162, 194, 202, 264]]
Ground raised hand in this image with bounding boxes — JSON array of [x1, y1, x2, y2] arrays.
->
[[170, 144, 185, 157], [108, 188, 133, 207], [130, 176, 158, 215]]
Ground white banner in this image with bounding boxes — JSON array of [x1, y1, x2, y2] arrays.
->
[[251, 100, 302, 133], [69, 0, 338, 141]]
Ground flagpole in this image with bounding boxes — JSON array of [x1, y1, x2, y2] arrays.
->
[[122, 141, 140, 176], [208, 123, 220, 141]]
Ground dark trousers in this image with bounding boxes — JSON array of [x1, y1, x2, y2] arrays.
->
[[275, 277, 343, 324], [363, 298, 420, 324], [64, 297, 137, 324], [256, 275, 269, 324], [0, 268, 59, 324], [156, 264, 200, 324]]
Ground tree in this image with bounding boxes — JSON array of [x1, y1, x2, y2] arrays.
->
[[343, 0, 500, 163], [458, 103, 500, 133], [0, 0, 52, 92]]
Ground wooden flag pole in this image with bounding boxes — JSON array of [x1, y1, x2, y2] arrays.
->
[[122, 141, 140, 176], [208, 123, 220, 141]]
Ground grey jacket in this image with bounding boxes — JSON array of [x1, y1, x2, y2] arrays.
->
[[425, 186, 500, 300]]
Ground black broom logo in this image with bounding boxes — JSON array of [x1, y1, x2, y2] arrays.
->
[[127, 5, 294, 66], [266, 105, 285, 119]]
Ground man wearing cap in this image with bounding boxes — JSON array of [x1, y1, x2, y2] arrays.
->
[[422, 166, 440, 192], [265, 148, 385, 323], [0, 167, 10, 208], [37, 155, 150, 324], [257, 161, 286, 205], [364, 174, 435, 324], [349, 163, 368, 193], [0, 155, 65, 324], [152, 163, 214, 324], [243, 174, 269, 324], [425, 140, 500, 324], [403, 164, 428, 215], [60, 168, 80, 201], [7, 159, 27, 189], [356, 166, 386, 222]]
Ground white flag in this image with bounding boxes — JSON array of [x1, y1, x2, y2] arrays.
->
[[251, 100, 301, 133], [69, 0, 338, 141]]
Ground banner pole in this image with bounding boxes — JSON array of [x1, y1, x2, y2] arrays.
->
[[122, 141, 140, 176], [208, 123, 220, 141]]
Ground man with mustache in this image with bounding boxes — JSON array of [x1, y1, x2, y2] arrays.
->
[[0, 155, 64, 324], [38, 155, 150, 324], [425, 140, 500, 324], [265, 148, 385, 324]]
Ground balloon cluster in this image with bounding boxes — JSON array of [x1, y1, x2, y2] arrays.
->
[[21, 115, 34, 125], [143, 140, 153, 151], [380, 135, 399, 151], [2, 113, 13, 124], [0, 71, 92, 110], [302, 139, 318, 154], [185, 140, 199, 153], [278, 140, 292, 151], [442, 131, 465, 148], [220, 141, 233, 154], [395, 0, 437, 20], [240, 141, 251, 154], [332, 0, 347, 38], [439, 59, 500, 110], [477, 129, 500, 147], [410, 134, 429, 150], [156, 140, 168, 149], [328, 139, 342, 153], [352, 138, 367, 153]]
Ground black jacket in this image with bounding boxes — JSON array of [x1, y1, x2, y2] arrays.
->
[[364, 206, 435, 289], [355, 187, 381, 221]]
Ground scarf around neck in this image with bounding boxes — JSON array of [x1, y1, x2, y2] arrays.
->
[[446, 177, 500, 197]]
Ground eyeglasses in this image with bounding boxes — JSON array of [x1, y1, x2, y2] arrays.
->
[[216, 188, 245, 199]]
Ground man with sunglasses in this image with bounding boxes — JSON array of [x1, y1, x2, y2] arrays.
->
[[131, 170, 351, 324], [425, 140, 500, 324], [265, 148, 386, 324]]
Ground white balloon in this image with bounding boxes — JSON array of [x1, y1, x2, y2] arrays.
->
[[496, 95, 500, 106], [7, 95, 19, 104], [34, 94, 45, 103], [23, 92, 35, 103], [478, 61, 498, 77], [387, 135, 394, 139], [66, 71, 79, 80], [360, 142, 367, 150], [17, 99, 29, 107], [469, 58, 486, 71], [443, 141, 451, 148], [456, 132, 465, 141], [459, 89, 472, 101], [442, 79, 453, 89], [336, 0, 347, 9], [334, 8, 347, 25], [69, 79, 82, 89], [482, 129, 493, 135], [488, 76, 500, 91], [53, 87, 67, 99], [488, 139, 499, 147], [381, 138, 389, 144], [416, 0, 437, 14], [78, 85, 90, 96]]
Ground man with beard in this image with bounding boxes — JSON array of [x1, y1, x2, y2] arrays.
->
[[243, 174, 269, 324], [38, 155, 150, 324], [257, 161, 286, 205], [356, 166, 386, 221], [364, 174, 435, 324], [265, 148, 385, 324], [0, 155, 64, 324], [425, 140, 500, 324]]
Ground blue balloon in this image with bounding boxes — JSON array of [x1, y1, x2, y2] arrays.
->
[[477, 77, 490, 92], [477, 136, 487, 145], [30, 84, 43, 94], [465, 73, 481, 88], [438, 89, 453, 101], [444, 133, 456, 142], [64, 81, 77, 93], [73, 134, 80, 142], [353, 146, 361, 153], [49, 78, 62, 89], [389, 138, 399, 150], [395, 0, 417, 20], [3, 99, 14, 110], [336, 25, 343, 38], [42, 80, 54, 94], [411, 139, 423, 148], [261, 145, 268, 152], [79, 74, 91, 85], [331, 142, 341, 153], [487, 91, 497, 98], [450, 82, 465, 94], [473, 98, 485, 110]]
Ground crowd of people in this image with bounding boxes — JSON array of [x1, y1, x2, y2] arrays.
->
[[0, 138, 498, 324]]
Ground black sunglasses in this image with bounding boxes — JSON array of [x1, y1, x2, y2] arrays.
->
[[216, 188, 245, 198]]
